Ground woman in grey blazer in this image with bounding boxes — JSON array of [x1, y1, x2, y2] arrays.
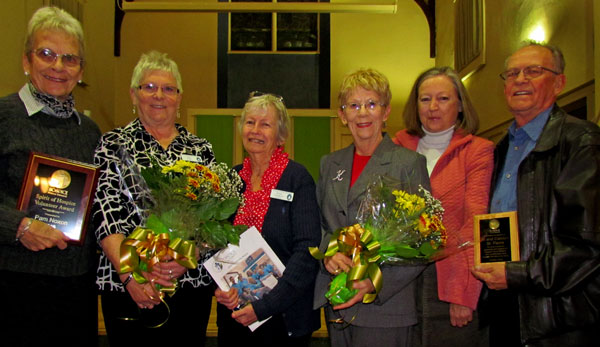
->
[[314, 68, 430, 347]]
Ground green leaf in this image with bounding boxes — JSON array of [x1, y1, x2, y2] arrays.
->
[[227, 225, 247, 246], [140, 159, 165, 190], [419, 242, 436, 257], [196, 200, 217, 220], [393, 244, 420, 258], [325, 272, 358, 305], [203, 220, 227, 248], [233, 224, 247, 233], [379, 245, 396, 254], [214, 198, 240, 220], [221, 222, 243, 245], [145, 214, 168, 234]]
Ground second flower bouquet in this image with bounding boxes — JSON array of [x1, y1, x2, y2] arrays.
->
[[310, 175, 448, 306], [358, 175, 447, 264]]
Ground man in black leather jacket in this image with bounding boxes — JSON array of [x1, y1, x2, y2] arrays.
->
[[472, 42, 600, 346]]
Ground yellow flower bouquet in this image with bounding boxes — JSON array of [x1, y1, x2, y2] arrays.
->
[[120, 159, 246, 295], [360, 176, 447, 263], [310, 175, 447, 305]]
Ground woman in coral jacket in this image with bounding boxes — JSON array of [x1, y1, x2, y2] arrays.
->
[[393, 66, 494, 347]]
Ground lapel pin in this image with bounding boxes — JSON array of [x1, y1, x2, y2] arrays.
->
[[333, 169, 345, 182]]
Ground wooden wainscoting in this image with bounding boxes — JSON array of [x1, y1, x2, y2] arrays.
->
[[98, 296, 328, 338], [98, 296, 106, 335], [187, 108, 339, 182]]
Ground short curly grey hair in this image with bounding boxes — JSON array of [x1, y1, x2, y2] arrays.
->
[[24, 6, 85, 64], [130, 51, 183, 93]]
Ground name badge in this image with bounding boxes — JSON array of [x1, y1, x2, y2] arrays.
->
[[270, 189, 294, 202], [181, 154, 202, 163]]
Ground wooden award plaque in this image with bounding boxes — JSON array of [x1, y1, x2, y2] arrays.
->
[[474, 211, 520, 265], [16, 152, 99, 246]]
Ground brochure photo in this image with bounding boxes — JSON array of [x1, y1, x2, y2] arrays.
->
[[204, 226, 285, 331]]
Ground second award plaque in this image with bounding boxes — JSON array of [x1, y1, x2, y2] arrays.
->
[[473, 211, 520, 265], [16, 152, 99, 246]]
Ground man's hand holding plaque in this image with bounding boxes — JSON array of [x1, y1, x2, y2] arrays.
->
[[471, 212, 519, 290], [471, 262, 508, 290], [472, 211, 520, 265]]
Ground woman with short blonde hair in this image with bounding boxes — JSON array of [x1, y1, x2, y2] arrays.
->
[[314, 68, 430, 347]]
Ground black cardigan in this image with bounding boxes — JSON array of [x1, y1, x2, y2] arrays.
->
[[0, 93, 101, 276], [220, 159, 322, 337]]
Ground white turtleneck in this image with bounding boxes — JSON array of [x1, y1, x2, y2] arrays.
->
[[416, 126, 454, 176]]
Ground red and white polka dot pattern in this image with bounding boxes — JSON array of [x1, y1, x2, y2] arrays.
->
[[233, 147, 289, 232]]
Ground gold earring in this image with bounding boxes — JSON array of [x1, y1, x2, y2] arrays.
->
[[132, 106, 136, 115]]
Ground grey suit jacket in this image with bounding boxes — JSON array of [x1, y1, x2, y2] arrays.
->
[[313, 134, 431, 328]]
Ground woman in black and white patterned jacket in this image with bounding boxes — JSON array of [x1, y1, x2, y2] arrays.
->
[[93, 51, 215, 346]]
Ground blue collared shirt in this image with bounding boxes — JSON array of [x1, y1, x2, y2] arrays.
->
[[490, 107, 552, 213]]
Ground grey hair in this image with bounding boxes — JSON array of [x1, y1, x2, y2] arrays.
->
[[130, 51, 183, 92], [239, 94, 290, 144], [24, 6, 85, 64], [506, 41, 566, 73]]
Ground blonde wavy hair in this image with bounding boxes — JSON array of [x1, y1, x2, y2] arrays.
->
[[337, 68, 392, 108]]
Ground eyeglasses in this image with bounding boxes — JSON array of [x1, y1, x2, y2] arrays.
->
[[249, 91, 284, 103], [33, 48, 83, 68], [341, 100, 386, 113], [137, 83, 180, 96], [499, 65, 560, 81]]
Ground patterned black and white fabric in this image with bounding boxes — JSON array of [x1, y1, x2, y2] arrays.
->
[[29, 82, 76, 119], [93, 118, 215, 292]]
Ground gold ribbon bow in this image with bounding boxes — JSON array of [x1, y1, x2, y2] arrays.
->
[[120, 227, 198, 291], [119, 227, 199, 328], [310, 224, 383, 303]]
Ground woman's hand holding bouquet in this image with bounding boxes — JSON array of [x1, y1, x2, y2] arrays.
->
[[119, 157, 246, 300], [310, 175, 448, 306]]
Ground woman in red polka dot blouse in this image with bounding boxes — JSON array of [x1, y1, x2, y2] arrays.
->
[[214, 93, 322, 347]]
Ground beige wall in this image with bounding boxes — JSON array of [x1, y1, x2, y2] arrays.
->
[[2, 1, 594, 133], [436, 0, 596, 135], [330, 0, 434, 134], [72, 0, 116, 133], [0, 0, 115, 132], [0, 0, 217, 134], [113, 11, 218, 130], [0, 1, 45, 99], [1, 1, 432, 135]]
